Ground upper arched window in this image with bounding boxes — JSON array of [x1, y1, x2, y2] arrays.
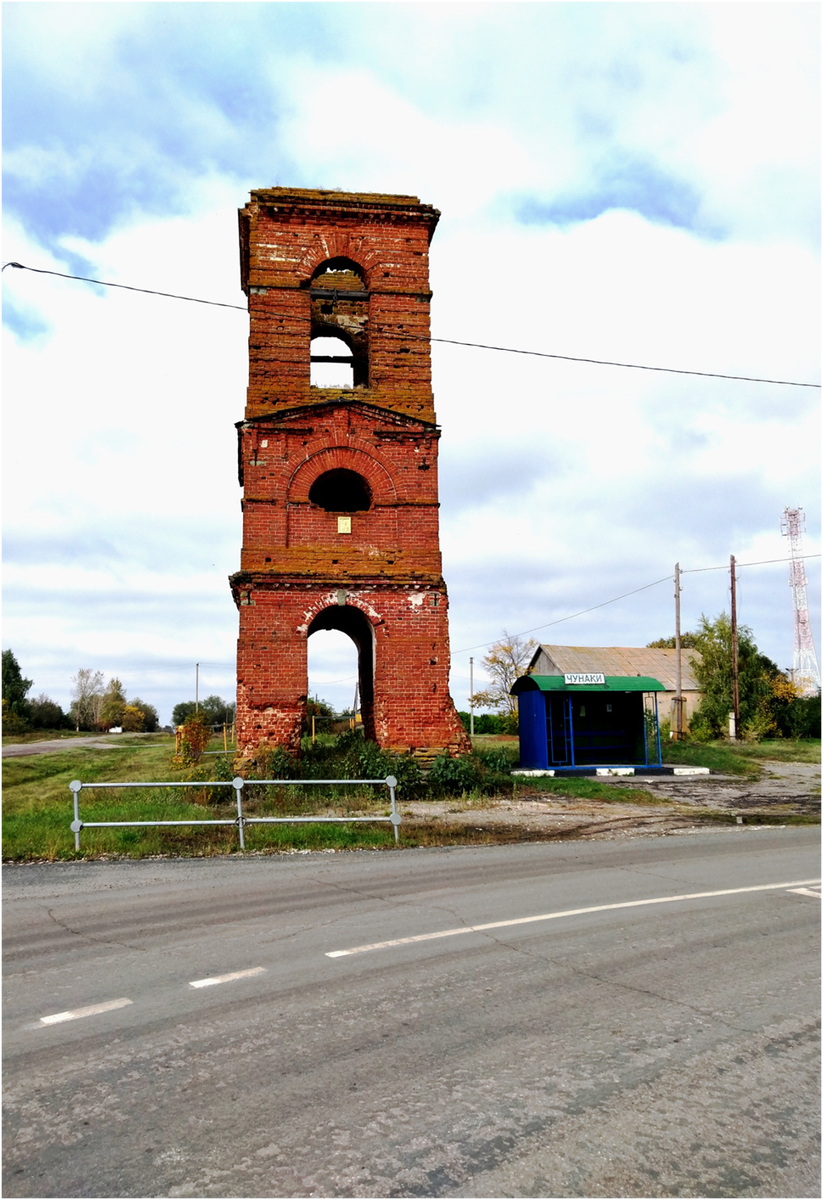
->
[[311, 258, 367, 293], [310, 259, 369, 388], [309, 469, 372, 512]]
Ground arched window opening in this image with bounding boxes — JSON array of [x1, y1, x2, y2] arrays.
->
[[311, 334, 353, 388], [310, 258, 369, 387], [311, 259, 368, 294], [309, 468, 372, 513]]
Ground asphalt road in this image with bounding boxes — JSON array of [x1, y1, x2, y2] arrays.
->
[[3, 829, 820, 1198]]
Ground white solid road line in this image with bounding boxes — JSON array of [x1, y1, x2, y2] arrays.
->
[[326, 879, 822, 958], [189, 967, 266, 988], [39, 998, 133, 1025]]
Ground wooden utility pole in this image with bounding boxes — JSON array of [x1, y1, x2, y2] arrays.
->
[[469, 656, 475, 737], [730, 555, 740, 740], [674, 563, 683, 740]]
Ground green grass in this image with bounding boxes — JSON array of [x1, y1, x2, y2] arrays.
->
[[717, 738, 820, 764], [1, 737, 405, 860], [661, 741, 759, 777], [515, 775, 673, 805], [661, 737, 820, 777], [4, 733, 818, 861], [469, 734, 520, 758]]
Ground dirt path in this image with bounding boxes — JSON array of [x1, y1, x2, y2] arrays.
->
[[611, 759, 820, 810], [2, 733, 155, 758], [398, 759, 820, 843]]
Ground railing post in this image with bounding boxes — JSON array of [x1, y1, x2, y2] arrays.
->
[[233, 776, 246, 849], [386, 775, 399, 844], [69, 780, 83, 851]]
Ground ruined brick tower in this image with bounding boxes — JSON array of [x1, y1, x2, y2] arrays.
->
[[230, 188, 470, 758]]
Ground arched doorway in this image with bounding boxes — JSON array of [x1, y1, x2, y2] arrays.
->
[[307, 628, 358, 726], [307, 604, 376, 740]]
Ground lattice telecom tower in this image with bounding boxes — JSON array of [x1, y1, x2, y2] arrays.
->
[[780, 507, 821, 696]]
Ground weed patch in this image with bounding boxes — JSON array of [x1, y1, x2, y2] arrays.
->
[[662, 737, 819, 775], [661, 741, 760, 777], [518, 776, 670, 805]]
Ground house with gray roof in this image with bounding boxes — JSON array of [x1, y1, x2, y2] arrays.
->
[[528, 645, 702, 730]]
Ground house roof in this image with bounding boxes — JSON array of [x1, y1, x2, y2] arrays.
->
[[512, 674, 666, 695], [529, 645, 702, 692]]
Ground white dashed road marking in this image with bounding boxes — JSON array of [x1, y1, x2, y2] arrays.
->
[[39, 998, 133, 1025], [326, 879, 822, 958], [788, 887, 821, 898], [189, 967, 266, 988]]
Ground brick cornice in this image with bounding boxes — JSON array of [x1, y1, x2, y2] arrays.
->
[[237, 398, 439, 434]]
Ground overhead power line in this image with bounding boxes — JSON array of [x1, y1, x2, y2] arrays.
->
[[1, 262, 249, 312], [455, 576, 673, 653], [3, 261, 819, 389], [426, 336, 819, 388], [457, 553, 822, 654], [683, 553, 821, 574]]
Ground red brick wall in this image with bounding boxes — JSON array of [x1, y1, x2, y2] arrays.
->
[[232, 189, 470, 757], [234, 584, 467, 755]]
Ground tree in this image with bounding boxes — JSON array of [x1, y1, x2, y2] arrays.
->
[[99, 678, 127, 730], [29, 694, 70, 730], [458, 711, 508, 734], [303, 697, 335, 734], [2, 650, 32, 719], [130, 698, 159, 732], [689, 612, 783, 740], [172, 695, 235, 728], [120, 704, 146, 732], [646, 634, 701, 649], [470, 633, 537, 722], [70, 668, 105, 731]]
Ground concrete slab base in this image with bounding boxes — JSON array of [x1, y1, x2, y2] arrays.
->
[[512, 766, 712, 778]]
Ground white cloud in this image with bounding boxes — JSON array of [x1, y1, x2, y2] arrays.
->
[[2, 3, 819, 722]]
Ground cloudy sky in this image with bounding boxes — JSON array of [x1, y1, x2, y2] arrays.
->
[[3, 1, 820, 725]]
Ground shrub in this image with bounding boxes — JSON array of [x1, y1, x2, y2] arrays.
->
[[177, 714, 212, 763], [427, 749, 513, 798], [250, 744, 300, 780], [239, 730, 512, 803], [2, 699, 30, 737], [687, 710, 717, 743], [782, 694, 821, 739], [741, 709, 775, 743]]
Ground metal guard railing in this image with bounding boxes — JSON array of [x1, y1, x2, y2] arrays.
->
[[69, 775, 400, 851]]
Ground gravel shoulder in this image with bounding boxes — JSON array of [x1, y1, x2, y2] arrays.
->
[[399, 759, 821, 842]]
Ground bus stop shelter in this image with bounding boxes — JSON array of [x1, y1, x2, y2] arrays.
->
[[511, 673, 665, 770]]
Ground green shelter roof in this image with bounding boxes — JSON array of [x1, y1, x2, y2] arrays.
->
[[511, 674, 666, 695]]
